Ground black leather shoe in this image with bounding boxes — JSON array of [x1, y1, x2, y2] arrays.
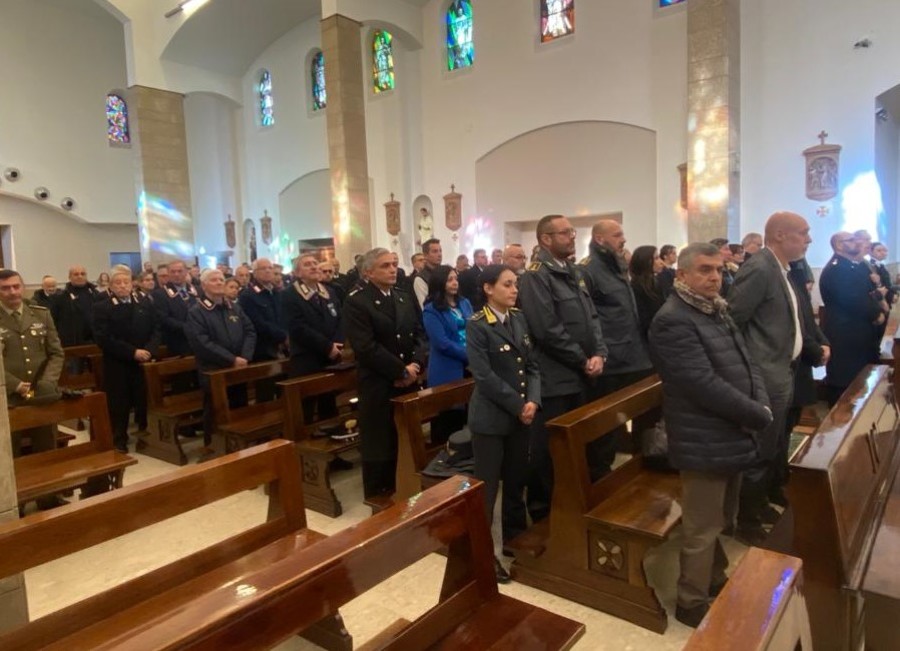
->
[[494, 557, 511, 584], [769, 489, 789, 507], [761, 505, 782, 525], [734, 525, 768, 547], [675, 603, 709, 628]]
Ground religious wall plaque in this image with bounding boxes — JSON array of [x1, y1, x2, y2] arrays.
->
[[260, 209, 273, 245], [444, 184, 462, 232], [677, 163, 688, 210], [385, 193, 401, 236], [224, 214, 236, 248], [803, 131, 841, 202]]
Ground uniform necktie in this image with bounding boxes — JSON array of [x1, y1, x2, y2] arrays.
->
[[13, 310, 23, 328]]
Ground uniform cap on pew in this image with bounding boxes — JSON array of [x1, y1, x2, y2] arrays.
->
[[422, 428, 475, 478]]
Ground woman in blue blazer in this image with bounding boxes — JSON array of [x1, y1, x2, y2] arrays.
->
[[423, 265, 473, 445]]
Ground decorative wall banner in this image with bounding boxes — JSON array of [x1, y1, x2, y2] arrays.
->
[[260, 209, 273, 245], [385, 192, 401, 236], [803, 131, 841, 201], [224, 213, 236, 248], [444, 184, 462, 232], [677, 163, 688, 210]]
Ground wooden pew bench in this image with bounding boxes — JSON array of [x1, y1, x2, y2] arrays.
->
[[789, 363, 900, 650], [279, 366, 359, 517], [138, 356, 204, 465], [9, 392, 137, 506], [684, 547, 811, 650], [58, 343, 102, 392], [509, 375, 681, 633], [382, 378, 475, 513], [206, 358, 291, 455], [0, 439, 351, 651]]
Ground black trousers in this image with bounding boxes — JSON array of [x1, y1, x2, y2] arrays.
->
[[473, 428, 530, 546], [105, 361, 147, 450], [200, 377, 247, 447], [528, 391, 584, 523], [430, 408, 467, 448], [301, 394, 338, 425]]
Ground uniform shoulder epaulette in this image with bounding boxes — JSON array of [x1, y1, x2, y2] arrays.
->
[[527, 261, 543, 272], [471, 311, 485, 321], [348, 287, 361, 297], [29, 304, 48, 311], [199, 297, 216, 310], [577, 256, 590, 266], [509, 306, 520, 312]]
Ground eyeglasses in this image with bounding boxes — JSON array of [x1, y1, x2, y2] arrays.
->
[[545, 228, 576, 237]]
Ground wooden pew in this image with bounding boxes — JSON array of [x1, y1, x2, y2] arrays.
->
[[9, 392, 137, 505], [390, 378, 475, 503], [278, 366, 359, 517], [58, 343, 102, 392], [0, 440, 351, 651], [138, 356, 203, 465], [509, 375, 680, 633], [684, 547, 811, 650], [788, 363, 900, 650], [205, 358, 291, 455]]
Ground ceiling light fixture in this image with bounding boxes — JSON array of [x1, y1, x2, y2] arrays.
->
[[164, 0, 211, 19]]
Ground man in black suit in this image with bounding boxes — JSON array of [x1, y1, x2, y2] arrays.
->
[[92, 268, 160, 452], [728, 211, 811, 544], [820, 231, 886, 405], [238, 257, 287, 403], [152, 260, 199, 357], [458, 248, 488, 310], [51, 265, 100, 346], [31, 275, 60, 308], [344, 247, 426, 498], [657, 244, 677, 298]]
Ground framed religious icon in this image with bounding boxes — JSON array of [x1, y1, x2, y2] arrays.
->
[[803, 131, 841, 202], [385, 193, 401, 236], [444, 184, 462, 232]]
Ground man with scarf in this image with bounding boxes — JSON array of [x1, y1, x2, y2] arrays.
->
[[649, 242, 772, 628], [51, 265, 100, 346]]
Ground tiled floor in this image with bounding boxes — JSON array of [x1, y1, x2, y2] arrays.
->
[[22, 430, 750, 650]]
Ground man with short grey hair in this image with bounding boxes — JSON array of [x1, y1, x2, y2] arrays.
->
[[502, 244, 528, 274], [650, 242, 772, 627], [344, 247, 426, 497]]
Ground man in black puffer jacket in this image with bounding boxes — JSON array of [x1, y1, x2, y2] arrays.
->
[[649, 242, 772, 628]]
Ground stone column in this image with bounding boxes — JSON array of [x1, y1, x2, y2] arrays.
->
[[686, 0, 741, 242], [129, 86, 195, 264], [0, 356, 28, 632], [321, 14, 373, 265]]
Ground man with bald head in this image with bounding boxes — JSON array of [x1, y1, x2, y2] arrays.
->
[[502, 244, 528, 274], [728, 211, 811, 544], [580, 218, 652, 479], [51, 264, 101, 346], [820, 231, 888, 406]]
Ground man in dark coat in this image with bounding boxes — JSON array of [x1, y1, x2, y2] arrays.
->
[[820, 232, 886, 405], [152, 259, 200, 357], [92, 268, 160, 452], [657, 245, 677, 298], [650, 242, 772, 628], [51, 265, 100, 346], [238, 257, 286, 402], [282, 253, 344, 422], [31, 275, 60, 308], [344, 248, 426, 498], [580, 219, 653, 479], [518, 215, 607, 522], [458, 248, 489, 310], [185, 269, 256, 452]]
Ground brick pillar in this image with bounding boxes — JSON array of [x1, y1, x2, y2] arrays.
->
[[129, 86, 195, 264], [686, 0, 741, 242], [0, 356, 28, 632], [321, 14, 373, 265]]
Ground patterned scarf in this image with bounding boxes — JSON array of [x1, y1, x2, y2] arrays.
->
[[674, 279, 731, 321]]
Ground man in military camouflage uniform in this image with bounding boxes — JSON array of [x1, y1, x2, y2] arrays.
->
[[0, 269, 64, 457]]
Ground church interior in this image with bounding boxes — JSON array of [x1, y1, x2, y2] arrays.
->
[[1, 0, 900, 648]]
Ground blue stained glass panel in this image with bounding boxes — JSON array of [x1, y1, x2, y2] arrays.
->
[[106, 94, 130, 144], [312, 51, 326, 111], [373, 30, 395, 93], [447, 0, 474, 71], [258, 69, 274, 126], [659, 0, 686, 6]]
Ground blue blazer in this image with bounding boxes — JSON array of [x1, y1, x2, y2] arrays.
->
[[423, 299, 473, 387]]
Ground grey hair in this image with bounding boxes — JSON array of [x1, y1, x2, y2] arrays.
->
[[109, 265, 132, 281], [200, 268, 223, 284], [361, 247, 391, 271], [677, 242, 721, 271]]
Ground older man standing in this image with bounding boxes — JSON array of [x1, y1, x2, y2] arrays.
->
[[185, 269, 256, 454], [650, 243, 773, 627], [51, 265, 100, 346], [153, 259, 199, 357], [238, 257, 287, 402], [344, 248, 426, 498], [502, 244, 528, 275], [31, 275, 60, 308], [727, 211, 811, 543], [459, 248, 489, 309]]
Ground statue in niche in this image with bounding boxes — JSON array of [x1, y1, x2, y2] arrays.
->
[[417, 207, 433, 246], [243, 219, 258, 263]]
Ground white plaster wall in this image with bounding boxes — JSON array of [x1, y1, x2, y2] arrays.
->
[[184, 92, 242, 261], [741, 0, 900, 265], [0, 196, 139, 283], [278, 168, 332, 240], [0, 0, 135, 224], [239, 18, 329, 261]]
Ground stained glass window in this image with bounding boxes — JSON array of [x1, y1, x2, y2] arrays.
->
[[659, 0, 686, 6], [446, 0, 474, 71], [258, 69, 274, 126], [373, 30, 395, 93], [540, 0, 574, 43], [106, 94, 130, 144], [312, 51, 326, 111]]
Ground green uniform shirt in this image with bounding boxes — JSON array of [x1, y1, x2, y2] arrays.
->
[[0, 302, 64, 405]]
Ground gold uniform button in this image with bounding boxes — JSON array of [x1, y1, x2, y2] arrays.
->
[[22, 347, 28, 351], [518, 370, 524, 375], [25, 358, 30, 363], [396, 334, 401, 339], [516, 357, 522, 363], [520, 393, 525, 399], [520, 382, 526, 388]]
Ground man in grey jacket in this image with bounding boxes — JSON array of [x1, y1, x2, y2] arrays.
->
[[727, 211, 811, 544]]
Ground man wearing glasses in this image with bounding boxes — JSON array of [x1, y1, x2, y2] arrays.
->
[[518, 215, 606, 524]]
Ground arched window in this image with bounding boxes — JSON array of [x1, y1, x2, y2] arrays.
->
[[106, 93, 130, 144], [540, 0, 574, 43], [372, 30, 395, 93], [311, 51, 327, 111], [446, 1, 474, 71], [258, 69, 274, 126]]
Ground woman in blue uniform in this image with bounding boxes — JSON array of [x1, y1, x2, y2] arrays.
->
[[466, 264, 541, 583]]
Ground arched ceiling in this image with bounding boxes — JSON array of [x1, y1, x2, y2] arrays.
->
[[161, 0, 321, 76]]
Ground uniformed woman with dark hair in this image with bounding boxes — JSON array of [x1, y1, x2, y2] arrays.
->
[[466, 264, 541, 583]]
